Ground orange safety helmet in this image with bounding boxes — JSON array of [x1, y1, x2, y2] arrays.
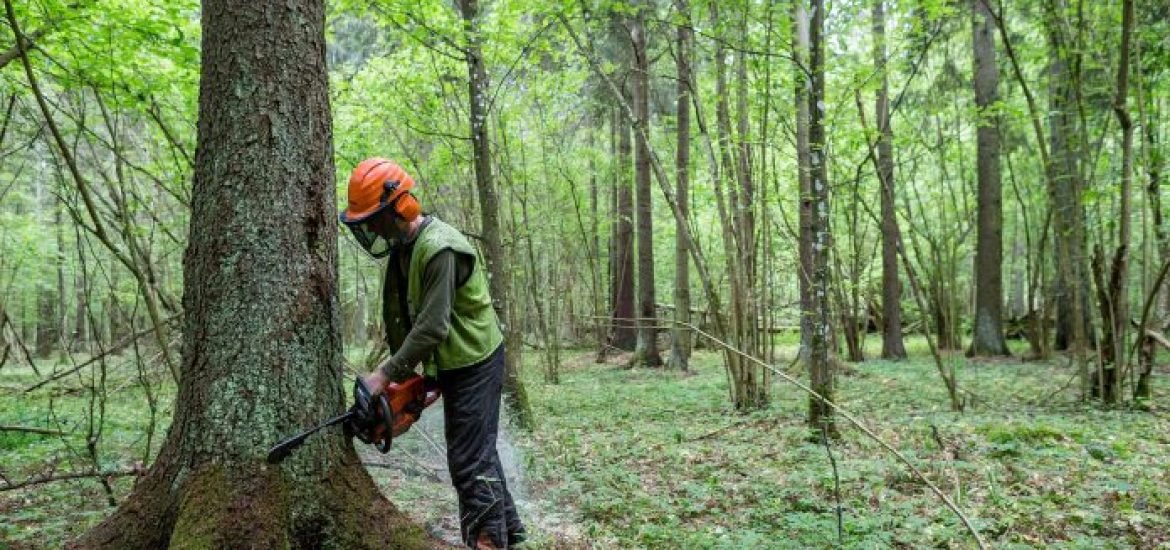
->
[[340, 158, 422, 258], [340, 158, 421, 224]]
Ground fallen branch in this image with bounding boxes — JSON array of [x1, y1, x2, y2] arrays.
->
[[0, 424, 68, 436]]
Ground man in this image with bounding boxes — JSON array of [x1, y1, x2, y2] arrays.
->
[[339, 158, 526, 549]]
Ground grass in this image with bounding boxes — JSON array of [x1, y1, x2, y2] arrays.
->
[[511, 336, 1169, 548], [2, 336, 1168, 549]]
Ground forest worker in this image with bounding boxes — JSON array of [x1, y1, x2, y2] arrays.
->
[[339, 158, 526, 549]]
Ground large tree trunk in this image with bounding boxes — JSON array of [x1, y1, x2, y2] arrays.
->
[[72, 1, 432, 547], [668, 0, 693, 371], [874, 0, 906, 360], [458, 0, 533, 428], [807, 0, 836, 437], [630, 0, 662, 367], [968, 0, 1011, 357]]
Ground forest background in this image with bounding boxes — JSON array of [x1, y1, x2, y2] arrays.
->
[[1, 0, 1168, 547]]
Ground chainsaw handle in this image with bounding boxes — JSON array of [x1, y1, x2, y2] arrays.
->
[[374, 392, 394, 454]]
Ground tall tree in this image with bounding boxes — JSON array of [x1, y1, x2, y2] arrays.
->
[[609, 15, 638, 352], [69, 0, 429, 545], [874, 0, 907, 360], [458, 0, 534, 425], [611, 114, 638, 351], [807, 0, 836, 436], [630, 0, 662, 367], [734, 5, 758, 359], [668, 0, 693, 371], [1046, 1, 1093, 355], [1100, 0, 1135, 402], [794, 0, 814, 366], [968, 0, 1011, 357]]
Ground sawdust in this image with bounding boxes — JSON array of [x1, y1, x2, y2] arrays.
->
[[362, 399, 593, 548]]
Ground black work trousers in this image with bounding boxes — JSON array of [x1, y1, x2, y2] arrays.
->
[[437, 345, 525, 548]]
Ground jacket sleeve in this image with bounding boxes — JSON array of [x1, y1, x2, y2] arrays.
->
[[380, 250, 456, 378]]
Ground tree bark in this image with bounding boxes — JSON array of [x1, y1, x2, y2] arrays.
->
[[1100, 0, 1134, 403], [968, 0, 1011, 357], [1046, 4, 1093, 354], [793, 0, 814, 366], [874, 0, 906, 360], [458, 0, 534, 428], [711, 1, 762, 407], [734, 7, 757, 358], [668, 0, 693, 371], [610, 44, 638, 351], [807, 0, 837, 437], [630, 0, 662, 367], [35, 287, 54, 359], [70, 0, 434, 547]]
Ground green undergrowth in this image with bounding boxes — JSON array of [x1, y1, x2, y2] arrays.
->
[[2, 337, 1168, 549], [515, 337, 1169, 549], [0, 354, 172, 548]]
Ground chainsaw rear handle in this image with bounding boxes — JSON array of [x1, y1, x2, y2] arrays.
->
[[361, 374, 441, 453]]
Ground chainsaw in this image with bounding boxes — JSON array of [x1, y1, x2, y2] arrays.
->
[[266, 374, 441, 464]]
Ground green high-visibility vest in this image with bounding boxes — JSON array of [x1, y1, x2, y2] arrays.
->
[[383, 217, 503, 376]]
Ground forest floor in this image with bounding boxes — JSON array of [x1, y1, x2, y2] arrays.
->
[[1, 336, 1168, 548]]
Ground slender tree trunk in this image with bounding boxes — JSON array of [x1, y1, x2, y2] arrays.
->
[[35, 287, 54, 359], [1047, 7, 1093, 355], [968, 0, 1011, 357], [874, 0, 906, 360], [1101, 0, 1134, 403], [668, 0, 693, 371], [1138, 16, 1162, 397], [458, 0, 534, 427], [794, 0, 814, 366], [734, 6, 757, 358], [630, 0, 662, 367], [74, 226, 88, 352], [612, 101, 638, 351], [55, 193, 67, 357], [711, 1, 760, 407], [71, 0, 432, 546], [807, 0, 836, 437]]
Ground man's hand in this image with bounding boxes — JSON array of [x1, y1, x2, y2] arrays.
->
[[363, 370, 388, 396]]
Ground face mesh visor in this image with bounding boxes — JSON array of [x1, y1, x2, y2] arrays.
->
[[346, 220, 393, 259]]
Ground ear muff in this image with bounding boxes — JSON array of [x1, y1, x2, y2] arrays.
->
[[394, 193, 421, 222]]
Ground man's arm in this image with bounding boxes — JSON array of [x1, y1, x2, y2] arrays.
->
[[378, 249, 457, 379]]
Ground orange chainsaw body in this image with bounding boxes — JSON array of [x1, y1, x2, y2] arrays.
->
[[368, 375, 441, 443]]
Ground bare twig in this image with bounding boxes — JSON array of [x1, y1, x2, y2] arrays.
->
[[23, 313, 180, 393], [0, 469, 139, 492]]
